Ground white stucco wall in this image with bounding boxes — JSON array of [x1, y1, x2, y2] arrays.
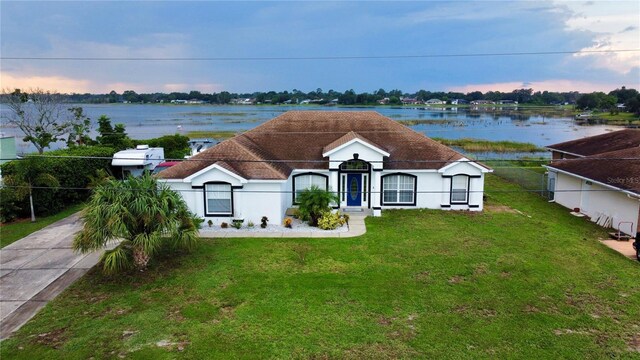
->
[[553, 172, 583, 211], [552, 170, 640, 235], [162, 158, 489, 224]]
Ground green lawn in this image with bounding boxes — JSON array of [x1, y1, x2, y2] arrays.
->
[[0, 204, 85, 248], [2, 176, 639, 359]]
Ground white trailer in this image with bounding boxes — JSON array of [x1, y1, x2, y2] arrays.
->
[[112, 145, 164, 177]]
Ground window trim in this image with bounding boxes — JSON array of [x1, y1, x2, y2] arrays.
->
[[203, 181, 233, 217], [450, 174, 470, 205], [292, 172, 329, 205], [380, 173, 417, 206]]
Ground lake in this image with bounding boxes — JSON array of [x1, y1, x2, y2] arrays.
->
[[0, 104, 621, 158]]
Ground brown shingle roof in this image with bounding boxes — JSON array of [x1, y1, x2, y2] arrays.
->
[[546, 129, 640, 157], [548, 146, 640, 194], [159, 111, 468, 180]]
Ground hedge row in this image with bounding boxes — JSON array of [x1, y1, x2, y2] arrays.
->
[[1, 146, 115, 221]]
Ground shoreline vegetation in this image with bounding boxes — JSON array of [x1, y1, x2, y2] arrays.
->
[[186, 130, 242, 139], [432, 137, 545, 153]]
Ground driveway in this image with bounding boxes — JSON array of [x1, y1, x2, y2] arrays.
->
[[0, 212, 101, 340]]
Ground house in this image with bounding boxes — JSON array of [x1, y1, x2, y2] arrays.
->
[[451, 99, 468, 105], [425, 99, 445, 105], [498, 100, 518, 105], [401, 97, 419, 105], [112, 145, 165, 177], [470, 100, 495, 105], [545, 129, 640, 237], [0, 135, 17, 181], [158, 111, 492, 225]]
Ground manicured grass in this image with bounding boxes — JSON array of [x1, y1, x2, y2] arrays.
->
[[433, 137, 545, 152], [0, 204, 85, 248], [2, 176, 639, 358], [186, 130, 242, 139]]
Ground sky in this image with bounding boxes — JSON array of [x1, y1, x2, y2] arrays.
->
[[1, 1, 639, 94]]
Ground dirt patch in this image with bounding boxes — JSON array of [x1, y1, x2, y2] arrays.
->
[[31, 327, 68, 349], [448, 275, 465, 284], [627, 333, 640, 352], [343, 342, 419, 359], [484, 205, 519, 214], [413, 271, 431, 283]]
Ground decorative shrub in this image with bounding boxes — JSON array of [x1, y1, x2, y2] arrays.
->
[[317, 211, 346, 230], [133, 134, 190, 160], [221, 222, 229, 229], [231, 220, 243, 229], [207, 220, 213, 227], [297, 186, 339, 227], [260, 216, 269, 228], [284, 217, 293, 228], [247, 221, 255, 228]]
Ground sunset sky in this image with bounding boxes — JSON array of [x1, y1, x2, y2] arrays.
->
[[1, 1, 639, 94]]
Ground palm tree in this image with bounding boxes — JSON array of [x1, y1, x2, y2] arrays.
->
[[1, 156, 59, 222], [74, 174, 202, 274]]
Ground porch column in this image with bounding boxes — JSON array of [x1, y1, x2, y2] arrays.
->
[[371, 171, 382, 216]]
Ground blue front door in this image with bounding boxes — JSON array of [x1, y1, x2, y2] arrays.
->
[[346, 173, 362, 206]]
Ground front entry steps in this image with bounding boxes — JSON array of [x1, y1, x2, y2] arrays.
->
[[341, 208, 373, 216]]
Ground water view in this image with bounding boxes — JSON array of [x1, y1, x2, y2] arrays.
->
[[1, 104, 621, 157]]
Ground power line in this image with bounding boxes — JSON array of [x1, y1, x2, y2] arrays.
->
[[2, 49, 638, 61]]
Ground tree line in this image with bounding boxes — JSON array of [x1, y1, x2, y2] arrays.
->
[[25, 86, 638, 110]]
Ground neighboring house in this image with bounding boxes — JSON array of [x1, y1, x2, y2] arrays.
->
[[0, 135, 17, 181], [451, 99, 468, 105], [158, 111, 492, 225], [0, 135, 17, 166], [112, 145, 165, 177], [425, 99, 445, 105], [401, 97, 419, 105], [545, 129, 640, 236]]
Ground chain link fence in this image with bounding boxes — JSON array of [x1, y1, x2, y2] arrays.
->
[[491, 166, 549, 198]]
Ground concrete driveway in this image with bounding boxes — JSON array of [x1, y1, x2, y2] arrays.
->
[[0, 212, 101, 340]]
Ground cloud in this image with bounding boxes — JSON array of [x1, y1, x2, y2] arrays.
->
[[0, 71, 93, 93], [620, 25, 637, 33], [448, 79, 625, 93], [558, 1, 640, 74]]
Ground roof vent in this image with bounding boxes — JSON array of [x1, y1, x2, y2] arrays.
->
[[136, 144, 149, 150]]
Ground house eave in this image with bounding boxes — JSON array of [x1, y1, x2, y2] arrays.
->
[[545, 165, 640, 198]]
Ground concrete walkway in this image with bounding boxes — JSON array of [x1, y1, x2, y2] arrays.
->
[[0, 213, 100, 340], [600, 239, 638, 261], [199, 214, 367, 238]]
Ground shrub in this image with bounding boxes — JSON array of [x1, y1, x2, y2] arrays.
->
[[221, 222, 229, 229], [297, 186, 339, 227], [0, 146, 115, 221], [207, 220, 213, 227], [231, 220, 243, 229], [284, 217, 293, 228], [133, 134, 190, 160], [247, 221, 255, 228], [260, 216, 269, 228], [317, 211, 346, 230]]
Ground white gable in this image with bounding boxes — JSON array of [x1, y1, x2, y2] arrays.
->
[[188, 164, 247, 186]]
